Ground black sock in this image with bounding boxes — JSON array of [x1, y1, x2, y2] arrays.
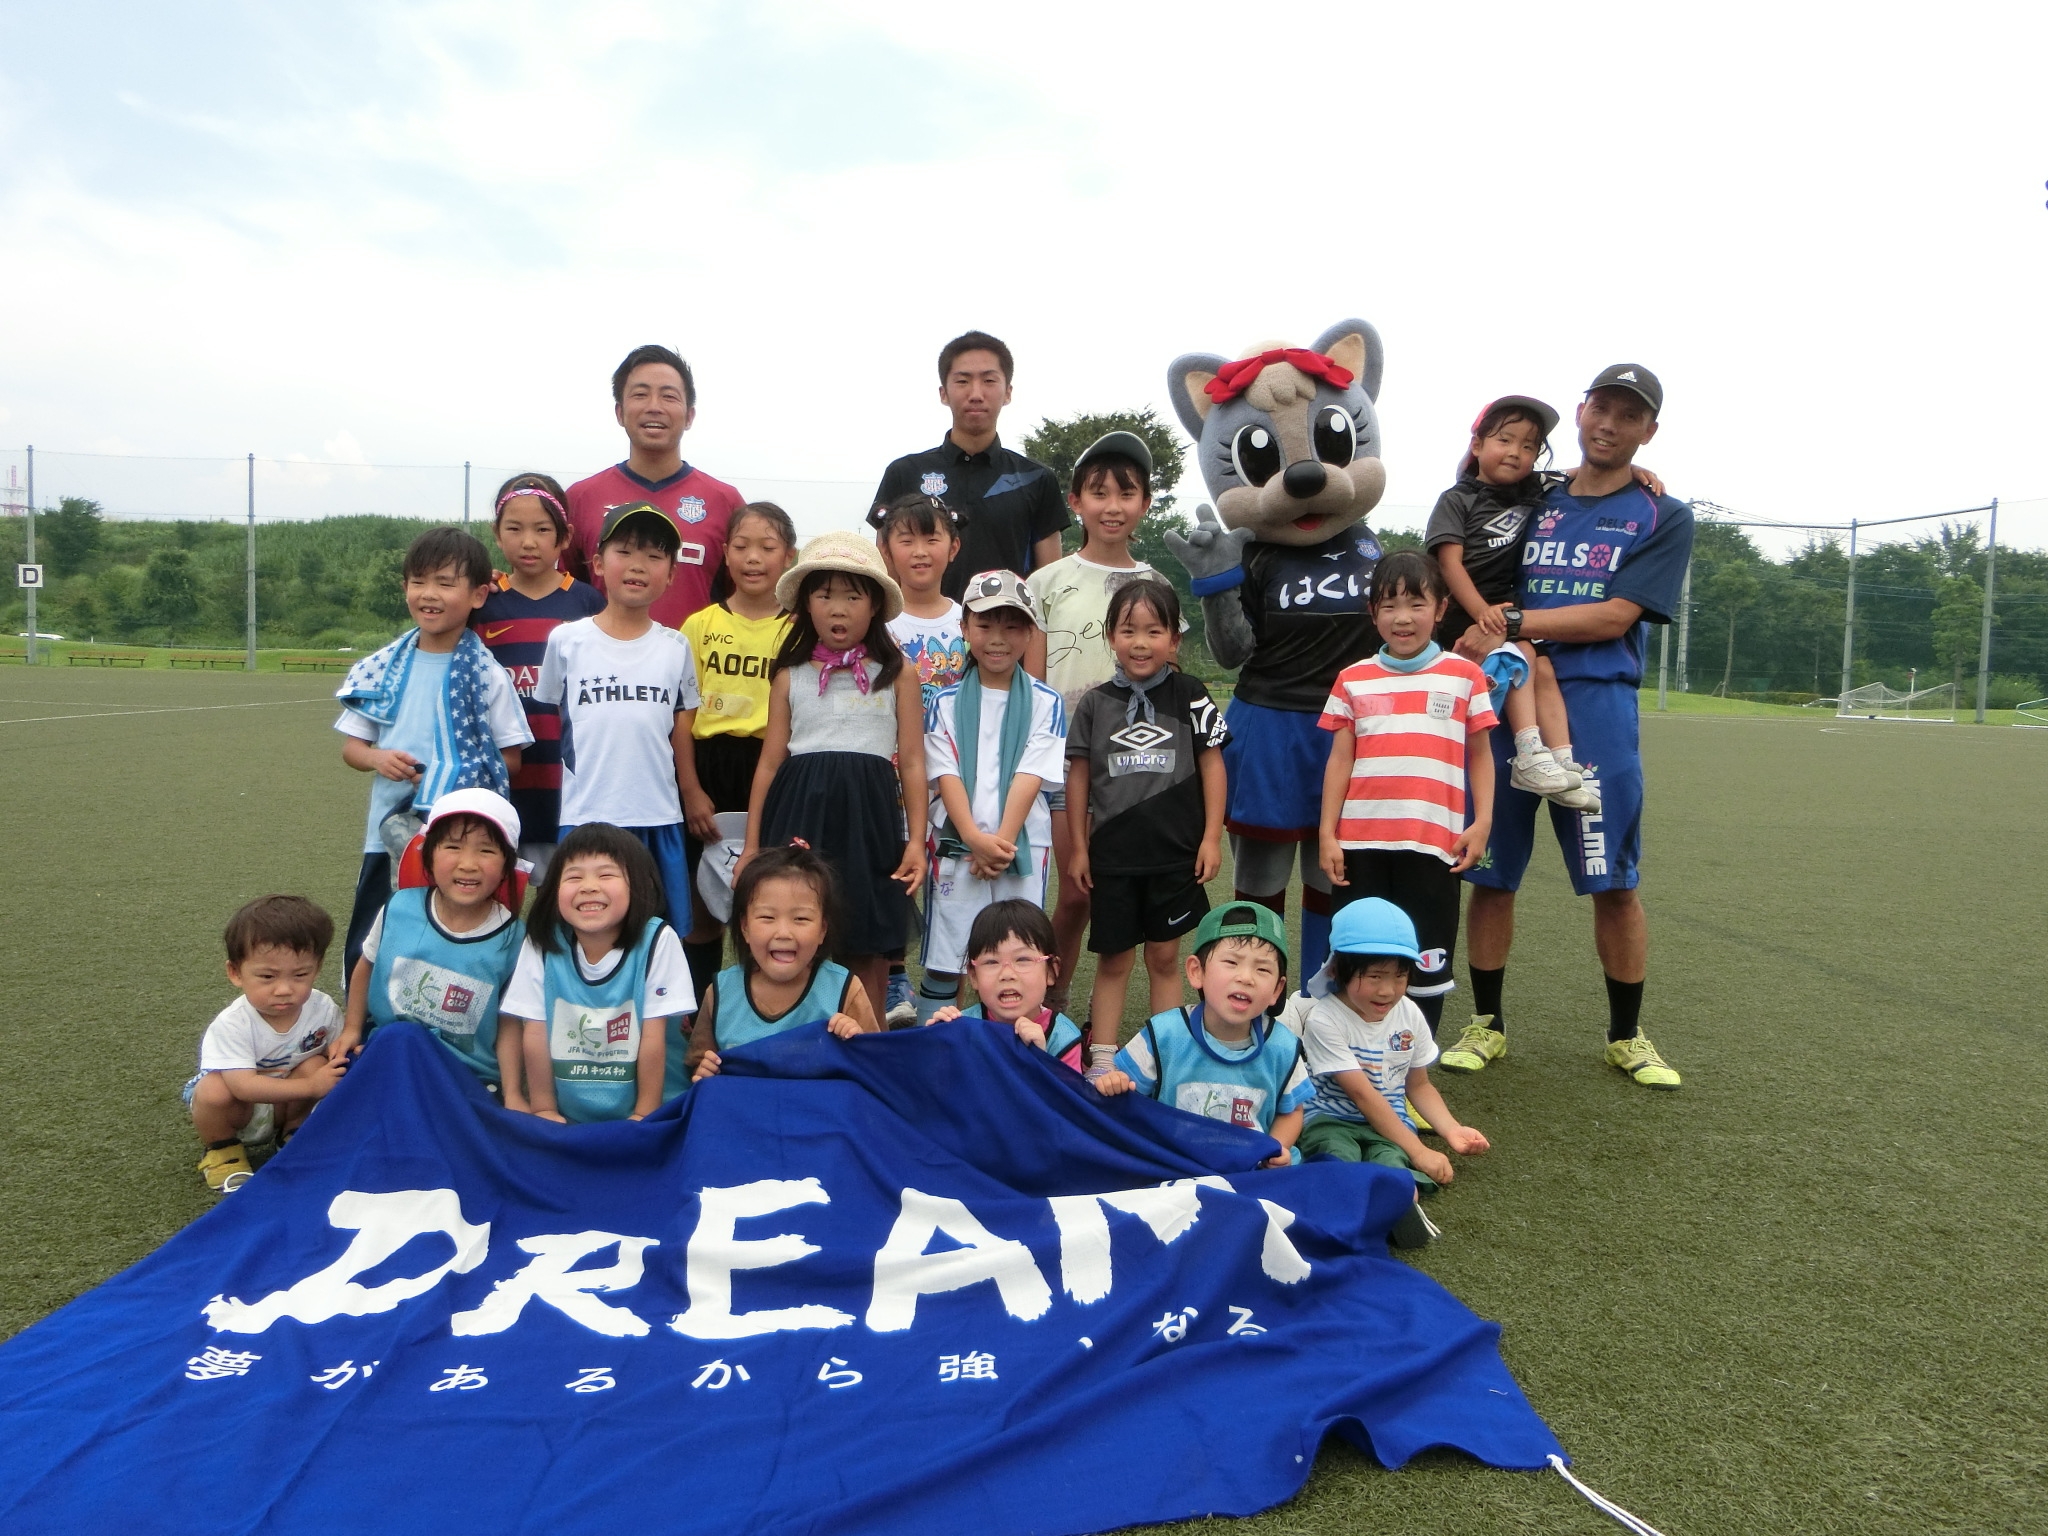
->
[[683, 938, 722, 1003], [1414, 993, 1445, 1031], [1469, 965, 1505, 1029], [1605, 976, 1644, 1043], [206, 1137, 240, 1151]]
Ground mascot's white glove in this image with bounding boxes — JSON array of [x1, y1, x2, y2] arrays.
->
[[1164, 504, 1255, 597]]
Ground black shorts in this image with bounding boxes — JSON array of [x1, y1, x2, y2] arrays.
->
[[1333, 848, 1461, 998], [1088, 868, 1209, 956], [684, 734, 766, 887]]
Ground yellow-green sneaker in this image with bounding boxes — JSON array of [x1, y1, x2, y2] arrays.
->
[[1606, 1033, 1681, 1089], [1439, 1017, 1506, 1074], [1403, 1100, 1432, 1134], [198, 1143, 254, 1193]]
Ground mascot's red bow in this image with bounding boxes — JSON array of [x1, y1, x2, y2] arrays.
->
[[1203, 348, 1356, 404]]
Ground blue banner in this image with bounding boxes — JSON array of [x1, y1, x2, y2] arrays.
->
[[0, 1022, 1562, 1535]]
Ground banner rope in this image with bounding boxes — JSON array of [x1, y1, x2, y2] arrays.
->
[[1548, 1454, 1670, 1536]]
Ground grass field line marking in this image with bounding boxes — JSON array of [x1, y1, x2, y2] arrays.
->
[[0, 698, 335, 726]]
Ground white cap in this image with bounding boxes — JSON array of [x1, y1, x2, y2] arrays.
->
[[423, 787, 521, 851]]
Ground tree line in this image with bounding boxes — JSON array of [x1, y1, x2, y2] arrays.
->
[[4, 417, 2042, 706]]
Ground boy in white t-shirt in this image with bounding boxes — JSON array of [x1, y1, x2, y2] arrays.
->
[[1290, 899, 1489, 1247], [917, 571, 1068, 1024], [535, 502, 704, 935], [184, 896, 347, 1194], [879, 493, 970, 1025], [1025, 431, 1164, 1015]]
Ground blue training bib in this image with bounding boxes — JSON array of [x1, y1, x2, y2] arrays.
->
[[540, 918, 667, 1123], [365, 887, 523, 1084]]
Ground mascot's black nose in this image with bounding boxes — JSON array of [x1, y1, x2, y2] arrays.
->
[[1282, 460, 1327, 499]]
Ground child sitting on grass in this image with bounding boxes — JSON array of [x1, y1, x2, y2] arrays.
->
[[335, 788, 526, 1088], [499, 822, 694, 1122], [924, 899, 1086, 1067], [1095, 904, 1311, 1167], [186, 896, 345, 1194], [1293, 899, 1490, 1248], [688, 843, 877, 1083]]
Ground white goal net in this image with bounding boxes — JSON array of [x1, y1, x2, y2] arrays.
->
[[1835, 681, 1956, 721]]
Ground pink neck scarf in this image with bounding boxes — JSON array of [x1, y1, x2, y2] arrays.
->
[[812, 642, 871, 695]]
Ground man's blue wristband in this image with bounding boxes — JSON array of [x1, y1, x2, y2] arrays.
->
[[1189, 566, 1246, 598]]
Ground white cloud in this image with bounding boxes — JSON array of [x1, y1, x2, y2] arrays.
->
[[0, 1, 2044, 553]]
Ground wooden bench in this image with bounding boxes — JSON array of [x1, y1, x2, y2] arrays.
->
[[66, 650, 149, 667], [0, 644, 30, 664], [169, 652, 245, 670], [279, 654, 352, 673]]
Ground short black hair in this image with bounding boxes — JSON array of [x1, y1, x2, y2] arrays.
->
[[422, 811, 515, 873], [1104, 576, 1181, 639], [404, 526, 494, 588], [871, 492, 963, 541], [1330, 950, 1413, 990], [598, 512, 681, 561], [224, 895, 333, 966], [1073, 453, 1149, 500], [612, 343, 696, 409], [731, 844, 842, 977], [939, 330, 1013, 385], [965, 899, 1057, 967], [525, 823, 667, 958], [1367, 549, 1446, 611]]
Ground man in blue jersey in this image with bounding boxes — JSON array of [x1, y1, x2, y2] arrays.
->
[[1449, 365, 1694, 1089]]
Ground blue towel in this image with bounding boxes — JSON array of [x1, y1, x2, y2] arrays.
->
[[336, 628, 510, 805]]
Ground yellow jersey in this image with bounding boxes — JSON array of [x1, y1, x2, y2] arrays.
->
[[681, 602, 790, 739]]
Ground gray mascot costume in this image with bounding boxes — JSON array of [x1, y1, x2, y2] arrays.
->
[[1163, 319, 1387, 985]]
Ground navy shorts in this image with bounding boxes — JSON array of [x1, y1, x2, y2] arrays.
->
[[1221, 700, 1326, 839], [560, 822, 694, 934], [1464, 676, 1642, 897]]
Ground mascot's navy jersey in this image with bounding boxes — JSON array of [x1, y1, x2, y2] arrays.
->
[[1234, 532, 1382, 711], [1518, 484, 1692, 685]]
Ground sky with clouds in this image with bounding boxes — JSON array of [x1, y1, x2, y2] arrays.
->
[[2, 1, 2045, 552]]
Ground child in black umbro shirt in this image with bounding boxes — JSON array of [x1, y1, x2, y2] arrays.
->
[[1062, 579, 1228, 1072]]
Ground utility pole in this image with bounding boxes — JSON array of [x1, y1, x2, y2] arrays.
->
[[1675, 560, 1690, 694], [463, 461, 471, 526], [246, 453, 257, 671], [23, 445, 35, 664], [1975, 498, 1998, 723], [1839, 518, 1859, 699]]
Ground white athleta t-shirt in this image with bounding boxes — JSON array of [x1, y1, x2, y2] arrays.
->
[[536, 617, 703, 828]]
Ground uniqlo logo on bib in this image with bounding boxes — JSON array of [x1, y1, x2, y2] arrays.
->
[[1230, 1097, 1256, 1128], [606, 1012, 632, 1044], [440, 984, 474, 1015]]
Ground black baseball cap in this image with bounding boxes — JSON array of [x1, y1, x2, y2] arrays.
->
[[1585, 364, 1662, 416], [1073, 429, 1154, 483]]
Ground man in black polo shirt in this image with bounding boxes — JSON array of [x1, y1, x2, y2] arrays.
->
[[870, 331, 1069, 599]]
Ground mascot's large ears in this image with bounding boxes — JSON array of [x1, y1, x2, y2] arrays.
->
[[1166, 317, 1387, 440], [1310, 317, 1384, 405], [1165, 350, 1230, 439]]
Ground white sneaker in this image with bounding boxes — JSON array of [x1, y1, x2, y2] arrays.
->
[[1545, 754, 1602, 813], [1509, 751, 1576, 796]]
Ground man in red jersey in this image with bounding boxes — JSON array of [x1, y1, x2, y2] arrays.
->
[[566, 344, 746, 628]]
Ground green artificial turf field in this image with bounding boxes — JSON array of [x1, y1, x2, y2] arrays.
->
[[1, 670, 2040, 1534]]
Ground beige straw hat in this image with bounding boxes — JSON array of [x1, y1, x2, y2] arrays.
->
[[775, 530, 904, 621]]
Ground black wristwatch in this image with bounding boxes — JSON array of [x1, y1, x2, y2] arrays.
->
[[1503, 606, 1524, 641]]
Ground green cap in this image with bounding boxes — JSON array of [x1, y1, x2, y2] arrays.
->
[[1190, 901, 1289, 969]]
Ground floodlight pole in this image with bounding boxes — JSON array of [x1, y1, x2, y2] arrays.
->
[[23, 444, 35, 665], [1675, 560, 1690, 693], [1975, 498, 1998, 723], [463, 461, 471, 526], [1657, 614, 1669, 710], [1839, 518, 1859, 698], [245, 453, 257, 672]]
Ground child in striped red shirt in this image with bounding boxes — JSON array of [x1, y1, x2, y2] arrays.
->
[[474, 472, 605, 878], [1316, 550, 1495, 1031]]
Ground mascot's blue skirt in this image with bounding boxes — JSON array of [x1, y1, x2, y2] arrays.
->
[[1221, 699, 1324, 840]]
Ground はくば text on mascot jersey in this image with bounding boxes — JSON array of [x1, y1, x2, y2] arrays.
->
[[1164, 319, 1388, 983]]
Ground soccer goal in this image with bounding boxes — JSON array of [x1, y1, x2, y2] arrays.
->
[[1835, 681, 1956, 722], [2015, 698, 2048, 730]]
